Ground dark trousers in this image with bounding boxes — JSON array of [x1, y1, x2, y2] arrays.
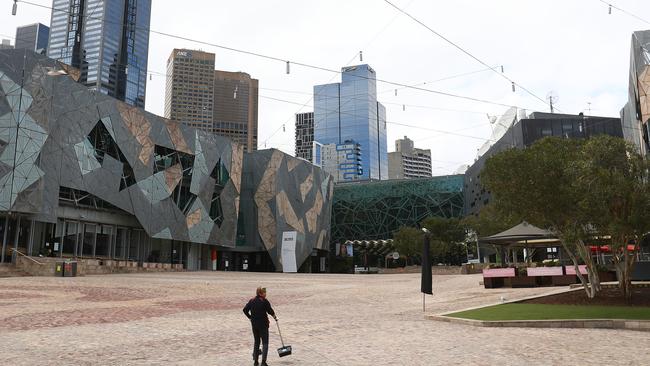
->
[[252, 325, 269, 362]]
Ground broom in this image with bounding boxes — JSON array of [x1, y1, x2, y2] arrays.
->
[[274, 318, 292, 357]]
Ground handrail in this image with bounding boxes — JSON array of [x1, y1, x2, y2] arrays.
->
[[9, 248, 45, 266]]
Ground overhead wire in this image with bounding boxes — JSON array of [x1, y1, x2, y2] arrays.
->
[[17, 0, 530, 112], [382, 0, 560, 112], [597, 0, 650, 25]]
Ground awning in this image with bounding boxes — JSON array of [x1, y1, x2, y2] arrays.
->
[[478, 221, 558, 247]]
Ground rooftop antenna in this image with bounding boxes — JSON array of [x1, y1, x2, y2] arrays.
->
[[546, 91, 559, 114], [586, 102, 592, 114]]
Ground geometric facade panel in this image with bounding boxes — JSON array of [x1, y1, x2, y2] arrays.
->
[[331, 175, 464, 246], [0, 50, 241, 247], [240, 149, 334, 271]]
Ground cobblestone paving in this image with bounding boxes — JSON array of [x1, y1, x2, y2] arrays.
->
[[0, 272, 648, 365]]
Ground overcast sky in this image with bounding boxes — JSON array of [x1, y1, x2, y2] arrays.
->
[[2, 0, 649, 174]]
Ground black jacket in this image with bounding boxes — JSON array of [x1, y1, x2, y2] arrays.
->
[[243, 296, 275, 328]]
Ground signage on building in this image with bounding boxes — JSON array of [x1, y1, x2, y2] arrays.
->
[[281, 231, 298, 273], [176, 50, 192, 58]]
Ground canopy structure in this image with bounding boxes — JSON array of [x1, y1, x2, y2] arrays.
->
[[478, 221, 559, 247], [344, 239, 395, 256]]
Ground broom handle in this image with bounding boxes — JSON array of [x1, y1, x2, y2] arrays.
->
[[275, 318, 285, 347]]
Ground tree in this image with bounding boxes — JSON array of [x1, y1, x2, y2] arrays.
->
[[575, 136, 650, 300], [462, 204, 521, 263], [421, 217, 467, 265], [481, 137, 601, 298], [392, 226, 423, 265]]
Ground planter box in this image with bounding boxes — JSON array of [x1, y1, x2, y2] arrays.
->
[[527, 266, 564, 277], [552, 275, 578, 286], [506, 276, 537, 288], [482, 268, 516, 278], [564, 265, 588, 275]]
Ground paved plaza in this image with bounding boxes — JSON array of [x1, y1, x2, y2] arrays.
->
[[1, 272, 649, 365]]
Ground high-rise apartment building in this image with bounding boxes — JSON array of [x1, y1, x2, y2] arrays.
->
[[47, 0, 151, 108], [213, 70, 258, 152], [0, 40, 12, 50], [314, 64, 387, 181], [164, 48, 259, 152], [315, 141, 363, 182], [15, 23, 49, 54], [295, 112, 314, 161], [388, 136, 432, 180], [164, 49, 215, 129]]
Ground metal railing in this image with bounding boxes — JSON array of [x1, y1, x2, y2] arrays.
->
[[9, 248, 44, 266]]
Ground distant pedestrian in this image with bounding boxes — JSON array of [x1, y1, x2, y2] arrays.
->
[[243, 287, 276, 366]]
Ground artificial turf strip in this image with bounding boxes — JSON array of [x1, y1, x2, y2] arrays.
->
[[446, 303, 650, 321]]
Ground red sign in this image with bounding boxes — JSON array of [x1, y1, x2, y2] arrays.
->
[[527, 266, 563, 277], [564, 265, 588, 275], [482, 268, 516, 278]]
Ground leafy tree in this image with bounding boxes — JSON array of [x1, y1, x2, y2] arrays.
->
[[392, 226, 423, 265], [575, 136, 650, 300], [481, 137, 601, 298], [421, 217, 467, 265]]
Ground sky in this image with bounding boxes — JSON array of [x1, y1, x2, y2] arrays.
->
[[1, 0, 649, 175]]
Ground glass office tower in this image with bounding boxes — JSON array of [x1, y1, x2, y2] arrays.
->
[[15, 23, 49, 53], [47, 0, 151, 108], [314, 64, 388, 181]]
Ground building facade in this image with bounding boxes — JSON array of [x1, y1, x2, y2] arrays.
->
[[165, 49, 259, 152], [15, 23, 49, 54], [388, 136, 432, 179], [295, 112, 314, 161], [164, 49, 215, 129], [464, 111, 624, 216], [621, 30, 650, 156], [47, 0, 151, 108], [319, 141, 363, 182], [0, 40, 12, 50], [314, 64, 388, 181], [0, 50, 331, 273], [213, 70, 259, 152], [331, 175, 464, 247]]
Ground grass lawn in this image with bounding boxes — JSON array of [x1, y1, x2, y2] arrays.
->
[[446, 303, 650, 321]]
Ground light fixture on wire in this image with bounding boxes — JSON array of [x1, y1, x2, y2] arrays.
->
[[12, 0, 17, 15], [359, 51, 363, 62], [149, 73, 152, 81], [511, 82, 515, 92], [402, 104, 405, 111], [282, 124, 286, 132], [608, 4, 612, 14], [394, 89, 397, 96], [286, 61, 290, 74], [500, 65, 504, 73]]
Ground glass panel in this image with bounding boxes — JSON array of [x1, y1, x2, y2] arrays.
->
[[115, 227, 127, 259], [129, 230, 141, 261], [51, 220, 64, 258], [95, 225, 112, 258], [5, 218, 18, 261], [62, 222, 78, 257], [82, 223, 96, 257], [31, 221, 47, 257]]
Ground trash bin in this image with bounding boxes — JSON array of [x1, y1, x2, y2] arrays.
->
[[55, 262, 65, 277], [63, 261, 77, 277]]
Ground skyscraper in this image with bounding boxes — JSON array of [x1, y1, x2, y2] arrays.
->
[[15, 23, 49, 54], [295, 112, 314, 161], [164, 49, 215, 129], [388, 136, 432, 180], [213, 70, 258, 152], [165, 49, 259, 152], [47, 0, 151, 108], [314, 64, 388, 181]]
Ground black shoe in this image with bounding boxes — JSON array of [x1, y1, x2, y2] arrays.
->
[[261, 362, 268, 366], [253, 362, 259, 366]]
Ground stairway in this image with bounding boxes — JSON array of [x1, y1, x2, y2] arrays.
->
[[0, 263, 29, 277]]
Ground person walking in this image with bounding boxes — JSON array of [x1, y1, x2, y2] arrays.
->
[[243, 287, 276, 366]]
